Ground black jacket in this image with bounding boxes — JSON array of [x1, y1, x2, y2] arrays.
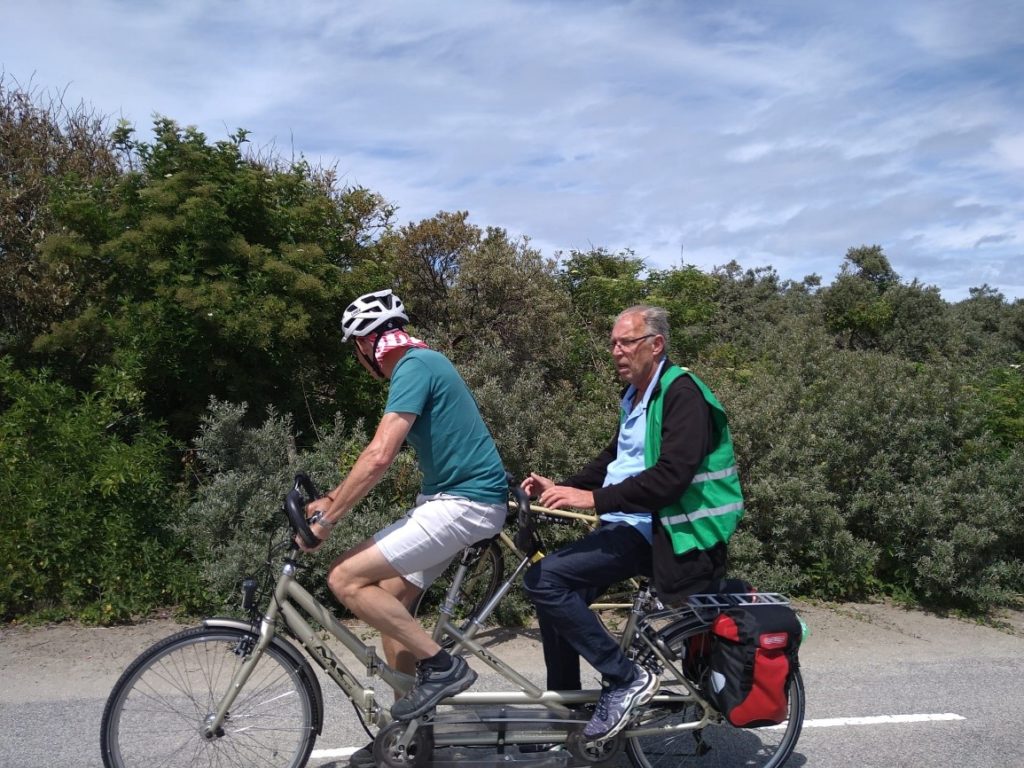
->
[[560, 360, 728, 602]]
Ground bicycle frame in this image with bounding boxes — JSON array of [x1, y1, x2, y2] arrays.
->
[[498, 502, 640, 611], [103, 475, 804, 768], [423, 539, 721, 742], [204, 539, 717, 749], [205, 554, 408, 737]]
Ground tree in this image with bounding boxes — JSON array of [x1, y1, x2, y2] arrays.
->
[[846, 244, 898, 290], [386, 210, 480, 332], [560, 247, 647, 330], [0, 77, 118, 357], [882, 280, 953, 359], [703, 262, 821, 365], [949, 285, 1019, 366], [819, 245, 952, 359], [821, 246, 898, 350], [456, 228, 573, 362], [31, 118, 395, 439], [645, 265, 719, 359]]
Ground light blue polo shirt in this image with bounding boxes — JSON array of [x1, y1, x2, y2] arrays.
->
[[599, 358, 667, 542]]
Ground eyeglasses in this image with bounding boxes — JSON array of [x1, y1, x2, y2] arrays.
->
[[608, 334, 655, 352]]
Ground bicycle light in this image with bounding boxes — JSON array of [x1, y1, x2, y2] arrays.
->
[[240, 576, 258, 611]]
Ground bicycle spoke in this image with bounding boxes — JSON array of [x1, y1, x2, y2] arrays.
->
[[102, 628, 316, 768]]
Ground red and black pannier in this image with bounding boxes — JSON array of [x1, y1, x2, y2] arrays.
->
[[681, 579, 754, 679], [704, 603, 802, 728]]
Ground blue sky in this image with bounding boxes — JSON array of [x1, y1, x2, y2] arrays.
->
[[4, 0, 1023, 301]]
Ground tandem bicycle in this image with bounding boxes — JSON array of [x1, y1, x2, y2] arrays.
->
[[100, 474, 805, 767]]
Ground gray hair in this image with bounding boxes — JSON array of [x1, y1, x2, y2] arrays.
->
[[617, 305, 670, 353]]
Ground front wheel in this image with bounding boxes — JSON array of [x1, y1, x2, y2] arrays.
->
[[100, 626, 318, 768], [627, 622, 805, 768]]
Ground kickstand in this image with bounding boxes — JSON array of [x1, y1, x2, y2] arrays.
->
[[693, 730, 712, 757]]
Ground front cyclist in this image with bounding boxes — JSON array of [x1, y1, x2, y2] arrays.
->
[[297, 289, 508, 768]]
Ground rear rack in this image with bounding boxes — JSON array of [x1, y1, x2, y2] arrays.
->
[[685, 592, 790, 622], [687, 592, 789, 609], [640, 592, 791, 631]]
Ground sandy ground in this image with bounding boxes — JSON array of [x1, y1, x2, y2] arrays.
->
[[1, 598, 1022, 704]]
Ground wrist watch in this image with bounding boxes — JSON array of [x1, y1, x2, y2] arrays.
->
[[309, 510, 336, 531]]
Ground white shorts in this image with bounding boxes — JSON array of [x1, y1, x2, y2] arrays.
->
[[373, 493, 507, 589]]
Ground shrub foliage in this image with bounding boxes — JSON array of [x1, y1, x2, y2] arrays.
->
[[2, 80, 1022, 623]]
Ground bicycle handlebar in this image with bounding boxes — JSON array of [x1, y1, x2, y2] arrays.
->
[[525, 506, 586, 525], [510, 487, 531, 528], [283, 473, 321, 548], [282, 470, 574, 553]]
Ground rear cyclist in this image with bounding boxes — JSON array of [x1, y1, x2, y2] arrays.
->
[[522, 304, 744, 742]]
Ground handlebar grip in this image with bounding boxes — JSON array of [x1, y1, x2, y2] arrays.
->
[[284, 473, 322, 548], [534, 513, 574, 525], [295, 473, 320, 502]]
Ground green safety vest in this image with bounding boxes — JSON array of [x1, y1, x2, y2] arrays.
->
[[642, 365, 744, 555]]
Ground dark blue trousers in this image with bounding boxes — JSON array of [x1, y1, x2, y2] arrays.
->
[[522, 522, 652, 691]]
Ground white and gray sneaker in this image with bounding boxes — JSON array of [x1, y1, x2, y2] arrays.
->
[[583, 663, 659, 741]]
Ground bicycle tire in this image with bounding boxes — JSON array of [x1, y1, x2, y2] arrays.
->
[[413, 539, 504, 649], [100, 625, 319, 768], [627, 620, 805, 768]]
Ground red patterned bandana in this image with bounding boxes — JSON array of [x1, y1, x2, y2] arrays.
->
[[374, 329, 428, 367]]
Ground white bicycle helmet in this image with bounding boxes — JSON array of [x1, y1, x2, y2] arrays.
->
[[340, 289, 409, 342]]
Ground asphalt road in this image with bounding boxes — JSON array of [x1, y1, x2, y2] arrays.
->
[[1, 600, 1022, 767]]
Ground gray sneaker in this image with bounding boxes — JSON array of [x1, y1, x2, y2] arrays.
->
[[583, 663, 659, 740], [391, 655, 477, 721]]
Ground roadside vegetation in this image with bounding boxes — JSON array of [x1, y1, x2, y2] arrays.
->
[[2, 78, 1021, 625]]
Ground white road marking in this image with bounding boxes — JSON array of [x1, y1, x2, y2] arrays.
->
[[771, 712, 966, 729], [311, 746, 359, 759]]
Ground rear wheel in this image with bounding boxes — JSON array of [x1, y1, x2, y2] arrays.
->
[[101, 626, 318, 768], [627, 621, 804, 768]]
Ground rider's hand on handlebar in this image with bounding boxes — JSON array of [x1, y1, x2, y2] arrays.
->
[[521, 472, 553, 499], [538, 484, 595, 511], [522, 473, 595, 511], [294, 498, 332, 552]]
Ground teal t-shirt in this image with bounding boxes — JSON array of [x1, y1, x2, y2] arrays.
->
[[385, 349, 507, 504]]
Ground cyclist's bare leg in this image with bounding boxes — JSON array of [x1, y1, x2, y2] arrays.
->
[[379, 575, 422, 688], [327, 539, 441, 662]]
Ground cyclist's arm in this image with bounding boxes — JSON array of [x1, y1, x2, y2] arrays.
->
[[318, 411, 416, 525]]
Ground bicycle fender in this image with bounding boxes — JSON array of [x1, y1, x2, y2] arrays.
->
[[202, 617, 325, 734]]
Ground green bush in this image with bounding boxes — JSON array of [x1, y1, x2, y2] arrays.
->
[[179, 399, 423, 615], [32, 118, 395, 443], [717, 322, 1024, 610], [0, 358, 200, 623]]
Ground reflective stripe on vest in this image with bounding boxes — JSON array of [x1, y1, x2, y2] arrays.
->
[[662, 500, 744, 526], [693, 466, 738, 483]]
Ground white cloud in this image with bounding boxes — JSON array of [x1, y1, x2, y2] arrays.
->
[[2, 0, 1022, 300], [992, 134, 1024, 170]]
